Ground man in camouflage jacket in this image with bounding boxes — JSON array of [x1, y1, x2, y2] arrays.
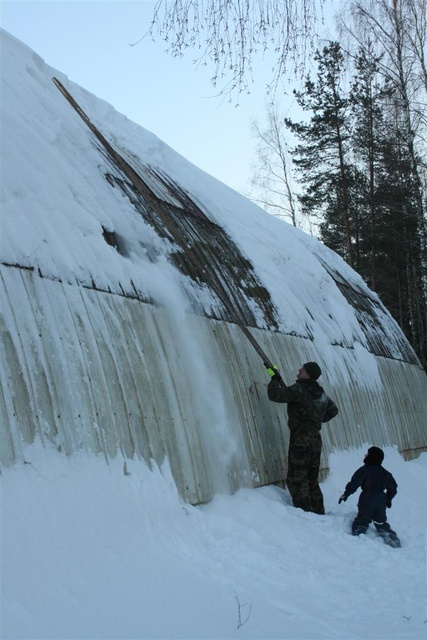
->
[[267, 361, 338, 514]]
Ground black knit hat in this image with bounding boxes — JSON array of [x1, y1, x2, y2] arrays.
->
[[303, 362, 322, 380], [365, 446, 384, 466]]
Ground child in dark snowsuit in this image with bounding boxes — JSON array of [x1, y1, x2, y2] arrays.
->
[[338, 446, 401, 548]]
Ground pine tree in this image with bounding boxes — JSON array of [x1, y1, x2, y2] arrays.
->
[[339, 0, 427, 367], [347, 32, 427, 367], [285, 42, 355, 265], [349, 45, 390, 289], [374, 103, 427, 366]]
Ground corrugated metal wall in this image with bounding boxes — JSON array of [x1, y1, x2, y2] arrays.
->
[[2, 266, 426, 504]]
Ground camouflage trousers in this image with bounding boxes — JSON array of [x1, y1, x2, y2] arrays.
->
[[286, 430, 325, 515]]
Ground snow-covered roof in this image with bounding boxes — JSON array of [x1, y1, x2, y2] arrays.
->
[[1, 30, 417, 364]]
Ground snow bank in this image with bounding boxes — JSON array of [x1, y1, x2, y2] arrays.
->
[[2, 442, 426, 639]]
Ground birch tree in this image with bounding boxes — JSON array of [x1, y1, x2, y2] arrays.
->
[[146, 0, 324, 95], [249, 105, 300, 227]]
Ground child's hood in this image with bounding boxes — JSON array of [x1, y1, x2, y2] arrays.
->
[[364, 446, 384, 466]]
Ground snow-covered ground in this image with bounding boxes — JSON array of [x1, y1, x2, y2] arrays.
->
[[2, 443, 426, 640]]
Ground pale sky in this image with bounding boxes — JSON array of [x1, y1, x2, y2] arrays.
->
[[0, 0, 310, 195]]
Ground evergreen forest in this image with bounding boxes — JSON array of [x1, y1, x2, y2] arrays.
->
[[279, 2, 427, 369]]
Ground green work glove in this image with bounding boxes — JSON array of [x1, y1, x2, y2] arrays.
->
[[264, 364, 281, 380]]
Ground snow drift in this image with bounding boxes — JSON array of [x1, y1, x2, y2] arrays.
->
[[0, 29, 426, 504], [2, 441, 426, 640]]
